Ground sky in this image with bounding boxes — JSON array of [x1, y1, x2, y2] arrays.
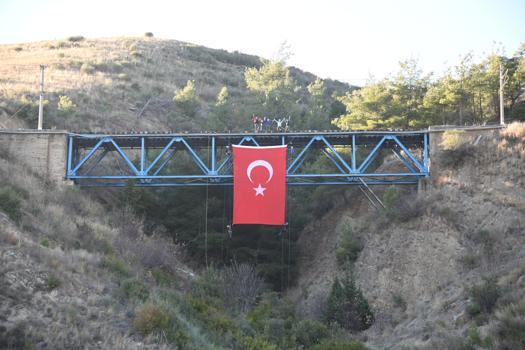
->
[[0, 0, 524, 85]]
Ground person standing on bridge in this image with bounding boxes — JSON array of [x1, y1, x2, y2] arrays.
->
[[274, 117, 285, 132], [252, 114, 259, 132], [284, 116, 291, 132], [263, 117, 272, 132]]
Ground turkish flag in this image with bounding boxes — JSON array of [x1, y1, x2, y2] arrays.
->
[[233, 145, 287, 225]]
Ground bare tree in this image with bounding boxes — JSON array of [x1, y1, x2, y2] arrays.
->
[[221, 261, 265, 313]]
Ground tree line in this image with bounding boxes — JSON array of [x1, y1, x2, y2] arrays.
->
[[174, 41, 524, 133], [333, 43, 525, 130]]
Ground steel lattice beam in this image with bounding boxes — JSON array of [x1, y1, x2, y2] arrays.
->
[[65, 131, 429, 187]]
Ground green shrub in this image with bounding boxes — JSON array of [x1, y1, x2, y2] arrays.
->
[[13, 46, 23, 52], [0, 186, 23, 222], [247, 292, 295, 331], [292, 319, 329, 348], [67, 35, 85, 42], [467, 327, 482, 347], [459, 254, 478, 269], [133, 303, 172, 336], [144, 32, 154, 38], [173, 80, 199, 116], [191, 267, 223, 302], [40, 238, 50, 248], [246, 292, 296, 347], [186, 295, 217, 318], [209, 314, 235, 334], [152, 269, 176, 287], [383, 186, 400, 210], [466, 302, 482, 318], [216, 86, 229, 106], [441, 130, 466, 150], [57, 95, 76, 116], [97, 238, 114, 255], [468, 277, 500, 316], [173, 329, 191, 349], [493, 300, 525, 350], [382, 187, 425, 222], [242, 336, 279, 350], [182, 45, 260, 67], [47, 275, 62, 291], [174, 80, 197, 103], [121, 279, 149, 302], [100, 256, 130, 278], [392, 293, 407, 311], [336, 224, 363, 265], [324, 274, 374, 331], [311, 338, 369, 350]]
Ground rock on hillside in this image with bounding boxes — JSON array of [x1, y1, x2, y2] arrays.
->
[[289, 124, 525, 349]]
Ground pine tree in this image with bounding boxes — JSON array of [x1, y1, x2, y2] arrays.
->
[[324, 273, 374, 331]]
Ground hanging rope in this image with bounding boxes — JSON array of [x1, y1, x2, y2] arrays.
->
[[287, 213, 291, 289], [204, 179, 209, 269], [204, 137, 210, 269], [221, 186, 226, 258], [285, 191, 292, 290], [280, 223, 285, 292]]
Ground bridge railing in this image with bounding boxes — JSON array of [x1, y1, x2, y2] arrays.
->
[[66, 131, 429, 187]]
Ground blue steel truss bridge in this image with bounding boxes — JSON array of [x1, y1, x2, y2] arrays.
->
[[66, 131, 429, 190]]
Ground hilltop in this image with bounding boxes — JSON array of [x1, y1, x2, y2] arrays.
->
[[0, 36, 351, 133]]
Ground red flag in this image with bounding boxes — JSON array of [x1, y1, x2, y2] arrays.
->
[[233, 145, 287, 225]]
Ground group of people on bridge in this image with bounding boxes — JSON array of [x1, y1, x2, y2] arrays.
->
[[251, 115, 291, 133]]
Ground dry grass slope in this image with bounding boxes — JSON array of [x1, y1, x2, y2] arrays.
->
[[0, 148, 191, 349], [0, 37, 350, 133], [289, 123, 525, 349]]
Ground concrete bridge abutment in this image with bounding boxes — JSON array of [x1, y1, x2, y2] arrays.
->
[[0, 130, 69, 184]]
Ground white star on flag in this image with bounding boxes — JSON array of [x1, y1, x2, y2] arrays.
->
[[253, 184, 266, 196]]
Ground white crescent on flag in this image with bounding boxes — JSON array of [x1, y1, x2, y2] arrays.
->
[[246, 160, 273, 183]]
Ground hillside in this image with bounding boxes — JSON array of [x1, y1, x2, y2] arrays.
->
[[0, 148, 191, 349], [0, 145, 373, 349], [0, 36, 351, 132], [289, 123, 525, 349], [1, 35, 525, 350], [3, 124, 523, 349]]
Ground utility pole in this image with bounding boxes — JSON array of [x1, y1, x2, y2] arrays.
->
[[499, 62, 508, 126], [37, 65, 45, 130]]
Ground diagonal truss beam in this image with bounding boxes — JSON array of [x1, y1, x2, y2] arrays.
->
[[66, 131, 429, 186], [358, 136, 387, 173]]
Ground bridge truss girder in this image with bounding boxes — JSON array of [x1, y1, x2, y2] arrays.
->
[[66, 131, 429, 187]]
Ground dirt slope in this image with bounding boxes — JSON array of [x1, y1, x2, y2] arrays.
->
[[289, 125, 525, 349]]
